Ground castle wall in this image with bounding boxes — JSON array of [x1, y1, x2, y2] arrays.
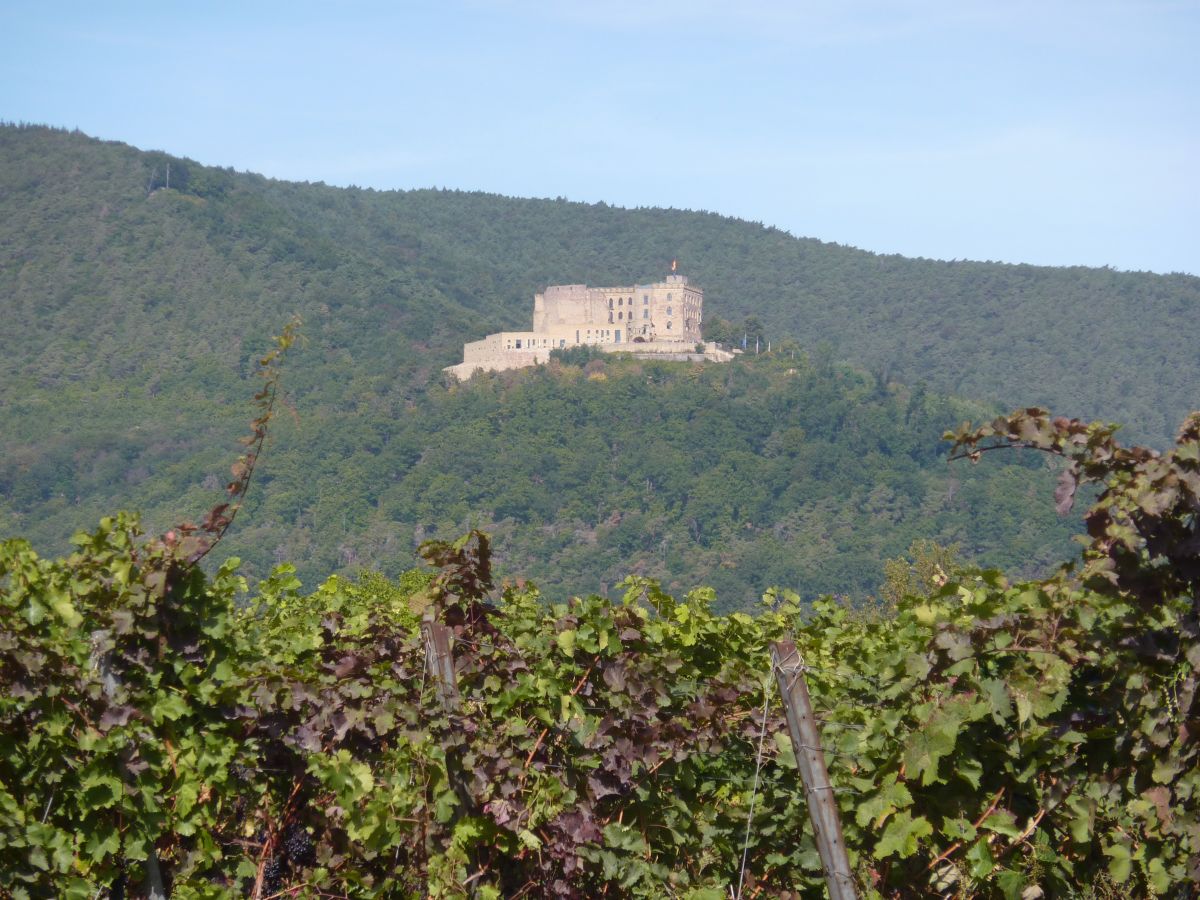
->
[[534, 284, 597, 331], [446, 273, 711, 379], [445, 333, 551, 380]]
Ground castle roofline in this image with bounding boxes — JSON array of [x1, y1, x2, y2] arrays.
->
[[540, 275, 698, 293]]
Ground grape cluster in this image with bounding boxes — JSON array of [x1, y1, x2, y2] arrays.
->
[[282, 822, 316, 867], [261, 856, 284, 894]]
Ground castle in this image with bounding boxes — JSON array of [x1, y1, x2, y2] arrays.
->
[[445, 269, 732, 379]]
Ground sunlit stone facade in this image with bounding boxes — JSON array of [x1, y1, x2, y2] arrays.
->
[[446, 273, 717, 379]]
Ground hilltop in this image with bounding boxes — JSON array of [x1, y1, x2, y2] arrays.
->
[[4, 125, 1197, 444], [1, 124, 1196, 599]]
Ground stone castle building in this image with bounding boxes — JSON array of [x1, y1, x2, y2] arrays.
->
[[446, 271, 731, 379]]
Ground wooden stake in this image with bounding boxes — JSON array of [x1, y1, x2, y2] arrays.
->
[[422, 616, 460, 712], [771, 639, 857, 900], [422, 613, 482, 896]]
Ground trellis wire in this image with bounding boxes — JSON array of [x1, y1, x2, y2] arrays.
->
[[734, 675, 775, 900]]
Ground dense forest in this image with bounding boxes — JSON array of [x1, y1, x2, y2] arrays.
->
[[3, 125, 1198, 446], [2, 124, 1197, 602], [2, 327, 1080, 605]]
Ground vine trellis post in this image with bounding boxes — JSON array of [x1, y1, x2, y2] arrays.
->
[[422, 615, 460, 713], [422, 613, 487, 895], [771, 639, 857, 900]]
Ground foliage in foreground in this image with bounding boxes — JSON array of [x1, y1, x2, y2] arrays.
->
[[0, 407, 1197, 897]]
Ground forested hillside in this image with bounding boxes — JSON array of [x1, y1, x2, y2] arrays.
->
[[2, 124, 1196, 600], [251, 354, 1086, 605], [0, 339, 1077, 607]]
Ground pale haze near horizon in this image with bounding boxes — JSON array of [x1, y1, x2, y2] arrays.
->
[[2, 0, 1196, 275]]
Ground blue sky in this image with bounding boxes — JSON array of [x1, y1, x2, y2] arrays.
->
[[3, 0, 1197, 274]]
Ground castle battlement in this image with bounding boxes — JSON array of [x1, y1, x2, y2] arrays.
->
[[446, 270, 728, 380]]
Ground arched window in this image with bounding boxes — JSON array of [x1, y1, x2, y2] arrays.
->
[[666, 321, 672, 330], [666, 306, 672, 316]]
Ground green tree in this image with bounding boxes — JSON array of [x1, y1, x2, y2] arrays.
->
[[879, 538, 963, 607]]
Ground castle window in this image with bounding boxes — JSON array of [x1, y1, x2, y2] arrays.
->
[[618, 297, 623, 306], [608, 311, 614, 323], [667, 293, 672, 301], [643, 295, 648, 303], [515, 339, 522, 349], [667, 321, 672, 329], [609, 298, 614, 308], [643, 309, 648, 319], [666, 306, 672, 316]]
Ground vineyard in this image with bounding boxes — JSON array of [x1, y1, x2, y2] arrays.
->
[[1, 331, 1197, 897]]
